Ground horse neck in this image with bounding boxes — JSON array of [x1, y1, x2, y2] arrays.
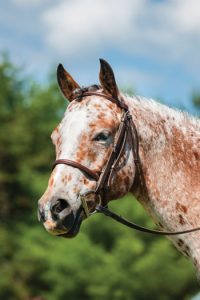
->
[[125, 95, 199, 218], [124, 95, 200, 274], [127, 98, 200, 200]]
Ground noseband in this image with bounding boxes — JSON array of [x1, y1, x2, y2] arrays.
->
[[52, 91, 200, 236]]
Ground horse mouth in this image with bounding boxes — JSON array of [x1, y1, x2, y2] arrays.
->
[[58, 207, 84, 238]]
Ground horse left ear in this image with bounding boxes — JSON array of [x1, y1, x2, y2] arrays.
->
[[57, 64, 80, 101], [99, 59, 119, 99]]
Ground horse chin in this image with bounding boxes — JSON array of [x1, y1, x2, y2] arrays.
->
[[58, 207, 84, 238]]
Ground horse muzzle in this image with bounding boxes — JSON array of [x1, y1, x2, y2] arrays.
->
[[38, 191, 101, 238], [38, 198, 84, 238]]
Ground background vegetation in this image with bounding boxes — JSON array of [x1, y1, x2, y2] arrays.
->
[[0, 55, 200, 299]]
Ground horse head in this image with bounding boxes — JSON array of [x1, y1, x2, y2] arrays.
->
[[38, 59, 136, 238]]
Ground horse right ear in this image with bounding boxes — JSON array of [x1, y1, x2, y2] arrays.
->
[[57, 64, 80, 101], [99, 58, 119, 99]]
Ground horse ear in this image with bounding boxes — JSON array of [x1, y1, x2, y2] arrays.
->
[[99, 59, 119, 98], [57, 64, 80, 101]]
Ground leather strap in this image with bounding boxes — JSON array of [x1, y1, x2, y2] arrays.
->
[[73, 91, 129, 110], [95, 111, 129, 195], [95, 205, 200, 235], [52, 159, 100, 181]]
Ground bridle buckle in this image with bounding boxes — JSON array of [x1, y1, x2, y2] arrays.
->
[[80, 192, 102, 218]]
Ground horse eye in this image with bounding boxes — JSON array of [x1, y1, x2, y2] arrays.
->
[[94, 132, 110, 142]]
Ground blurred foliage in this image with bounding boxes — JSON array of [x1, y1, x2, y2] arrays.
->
[[0, 55, 199, 299], [192, 90, 200, 116]]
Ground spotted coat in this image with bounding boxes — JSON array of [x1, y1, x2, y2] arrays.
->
[[38, 60, 200, 279]]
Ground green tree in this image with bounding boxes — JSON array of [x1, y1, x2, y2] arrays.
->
[[0, 56, 66, 225], [192, 91, 200, 115]]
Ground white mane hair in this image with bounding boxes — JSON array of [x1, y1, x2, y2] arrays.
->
[[125, 94, 200, 131]]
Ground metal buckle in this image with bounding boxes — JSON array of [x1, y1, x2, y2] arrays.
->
[[80, 192, 102, 218], [80, 195, 90, 218]]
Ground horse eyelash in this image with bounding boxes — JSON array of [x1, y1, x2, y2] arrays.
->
[[93, 132, 111, 142]]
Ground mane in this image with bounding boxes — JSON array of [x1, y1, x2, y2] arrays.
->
[[125, 94, 200, 131]]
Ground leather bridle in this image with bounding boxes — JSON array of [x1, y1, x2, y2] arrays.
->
[[52, 91, 139, 210], [52, 91, 200, 236]]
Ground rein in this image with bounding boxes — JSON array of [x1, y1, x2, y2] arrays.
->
[[52, 91, 200, 236]]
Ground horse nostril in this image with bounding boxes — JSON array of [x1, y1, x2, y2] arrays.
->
[[51, 199, 70, 220], [51, 199, 75, 229]]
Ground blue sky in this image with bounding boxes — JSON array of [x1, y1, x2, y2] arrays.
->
[[1, 0, 200, 112]]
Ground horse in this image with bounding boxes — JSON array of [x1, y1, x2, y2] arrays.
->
[[38, 59, 200, 279]]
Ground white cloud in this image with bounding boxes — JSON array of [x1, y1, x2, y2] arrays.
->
[[170, 0, 200, 33], [139, 0, 200, 63], [42, 0, 143, 56], [42, 0, 200, 70], [1, 0, 199, 108]]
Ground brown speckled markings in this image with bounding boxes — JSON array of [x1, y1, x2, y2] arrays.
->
[[176, 202, 188, 214], [126, 95, 200, 280], [38, 61, 200, 281]]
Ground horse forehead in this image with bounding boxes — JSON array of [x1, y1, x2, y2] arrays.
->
[[69, 96, 119, 113], [52, 98, 121, 148], [65, 98, 119, 128], [61, 109, 89, 135]]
